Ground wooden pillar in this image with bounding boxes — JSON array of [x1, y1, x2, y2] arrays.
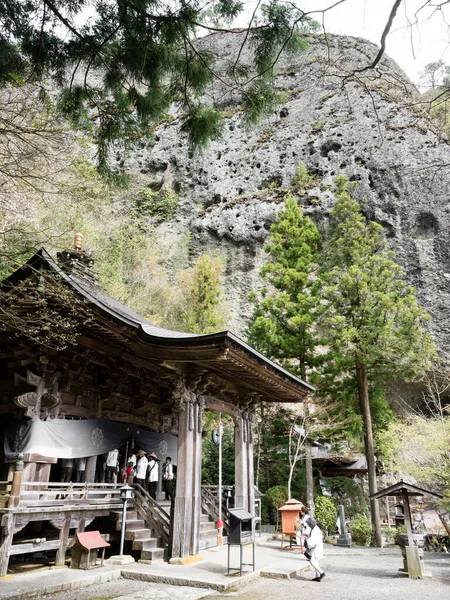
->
[[172, 391, 195, 558], [234, 414, 249, 511], [157, 464, 163, 496], [402, 491, 423, 578], [22, 461, 37, 483], [85, 456, 97, 483], [77, 518, 86, 534], [55, 516, 71, 566], [22, 455, 57, 484], [190, 398, 203, 555], [247, 414, 255, 517], [0, 513, 16, 576], [8, 456, 24, 509], [36, 463, 52, 482], [403, 491, 414, 548]]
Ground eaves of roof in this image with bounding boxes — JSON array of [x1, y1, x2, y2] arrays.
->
[[2, 249, 315, 397]]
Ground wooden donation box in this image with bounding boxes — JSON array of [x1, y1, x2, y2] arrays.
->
[[228, 508, 254, 544], [227, 508, 255, 576], [70, 531, 110, 570], [278, 499, 304, 550]]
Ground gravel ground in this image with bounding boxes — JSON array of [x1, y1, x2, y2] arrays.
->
[[43, 578, 214, 600], [213, 552, 450, 600], [42, 552, 450, 600]]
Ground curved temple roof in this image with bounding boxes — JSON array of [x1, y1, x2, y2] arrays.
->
[[2, 249, 314, 401]]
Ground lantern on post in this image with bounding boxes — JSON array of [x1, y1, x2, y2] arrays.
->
[[278, 498, 304, 550], [119, 484, 134, 556]]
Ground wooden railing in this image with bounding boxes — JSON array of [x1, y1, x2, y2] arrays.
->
[[201, 485, 229, 531], [132, 484, 170, 546], [16, 481, 123, 509]]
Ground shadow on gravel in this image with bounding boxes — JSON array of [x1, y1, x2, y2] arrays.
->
[[296, 567, 399, 580]]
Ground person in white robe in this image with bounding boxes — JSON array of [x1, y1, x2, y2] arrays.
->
[[134, 450, 148, 488], [304, 516, 325, 581]]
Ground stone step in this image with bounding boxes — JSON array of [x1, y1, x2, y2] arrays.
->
[[132, 537, 162, 551], [140, 547, 168, 562], [200, 514, 212, 523], [199, 528, 218, 539], [117, 519, 145, 532], [200, 520, 215, 531], [110, 509, 138, 522], [125, 528, 154, 541], [199, 536, 222, 551]]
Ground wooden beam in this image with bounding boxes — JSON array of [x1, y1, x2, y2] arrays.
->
[[9, 539, 61, 556]]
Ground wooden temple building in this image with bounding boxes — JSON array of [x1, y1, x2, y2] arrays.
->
[[0, 246, 313, 575]]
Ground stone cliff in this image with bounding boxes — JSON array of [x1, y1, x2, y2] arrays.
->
[[114, 32, 450, 351]]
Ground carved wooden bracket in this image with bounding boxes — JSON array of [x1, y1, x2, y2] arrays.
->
[[172, 378, 194, 412], [13, 520, 29, 535], [14, 370, 62, 420], [50, 515, 92, 530]]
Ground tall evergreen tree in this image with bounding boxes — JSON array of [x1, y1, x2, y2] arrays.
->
[[180, 253, 228, 334], [247, 194, 321, 377], [315, 176, 436, 546], [247, 194, 321, 507]]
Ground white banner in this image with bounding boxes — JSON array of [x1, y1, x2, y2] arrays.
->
[[4, 418, 178, 464]]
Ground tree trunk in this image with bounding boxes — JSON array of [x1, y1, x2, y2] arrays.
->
[[287, 461, 293, 500], [305, 438, 314, 516], [356, 363, 382, 547]]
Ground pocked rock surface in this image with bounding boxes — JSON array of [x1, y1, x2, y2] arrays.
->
[[115, 31, 450, 353]]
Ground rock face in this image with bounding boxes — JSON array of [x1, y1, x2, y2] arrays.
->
[[118, 32, 450, 350]]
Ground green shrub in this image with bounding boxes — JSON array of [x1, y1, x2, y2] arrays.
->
[[382, 525, 396, 544], [440, 489, 450, 512], [133, 188, 179, 223], [314, 495, 338, 535], [426, 535, 450, 552], [349, 515, 372, 546], [265, 485, 288, 511], [291, 161, 316, 191], [394, 524, 407, 545], [265, 485, 288, 530], [324, 476, 367, 519], [311, 120, 325, 132]]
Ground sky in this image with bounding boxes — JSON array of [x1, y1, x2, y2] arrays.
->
[[281, 0, 450, 85], [75, 1, 450, 85]]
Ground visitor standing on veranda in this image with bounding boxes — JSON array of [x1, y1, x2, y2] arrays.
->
[[163, 456, 173, 500], [106, 449, 119, 483], [134, 449, 148, 487], [146, 452, 159, 499]]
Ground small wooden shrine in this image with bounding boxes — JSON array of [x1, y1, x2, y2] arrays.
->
[[0, 243, 313, 575]]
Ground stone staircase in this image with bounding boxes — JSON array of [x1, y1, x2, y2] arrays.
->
[[113, 493, 224, 559], [199, 512, 221, 551], [112, 507, 168, 562]]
